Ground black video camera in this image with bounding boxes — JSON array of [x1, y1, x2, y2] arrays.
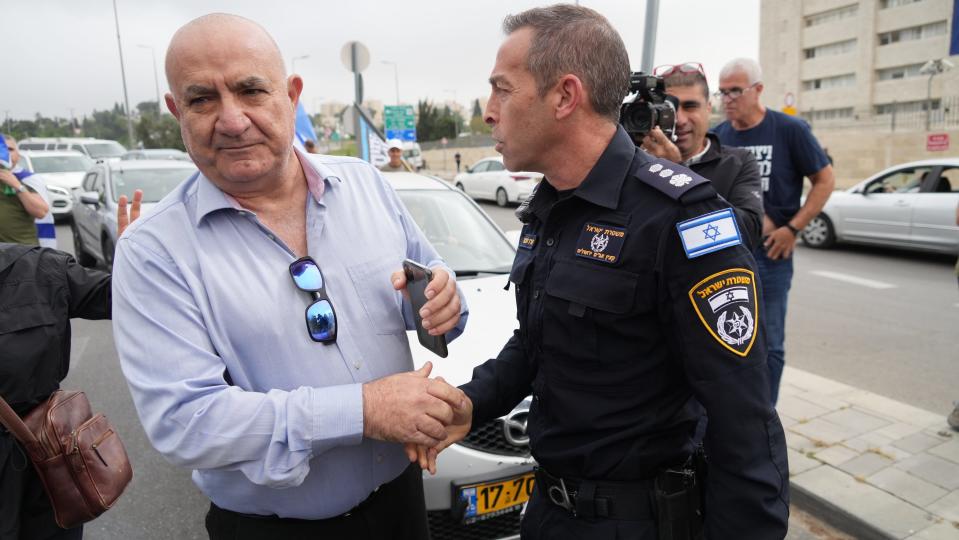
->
[[620, 72, 678, 142]]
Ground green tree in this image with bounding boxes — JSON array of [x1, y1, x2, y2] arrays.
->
[[470, 98, 491, 134]]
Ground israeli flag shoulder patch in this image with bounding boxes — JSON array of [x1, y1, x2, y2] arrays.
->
[[677, 208, 742, 259]]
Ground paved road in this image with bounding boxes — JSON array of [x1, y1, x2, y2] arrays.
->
[[49, 219, 909, 539], [474, 201, 959, 414]]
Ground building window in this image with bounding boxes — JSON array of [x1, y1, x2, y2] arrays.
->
[[802, 108, 855, 122], [878, 21, 948, 45], [804, 39, 856, 59], [802, 73, 856, 91], [876, 63, 925, 80], [880, 0, 923, 8], [875, 100, 940, 115], [805, 4, 858, 27]]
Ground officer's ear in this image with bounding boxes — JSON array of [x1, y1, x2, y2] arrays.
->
[[553, 74, 584, 121]]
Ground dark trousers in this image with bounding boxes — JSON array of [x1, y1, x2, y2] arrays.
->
[[205, 464, 429, 540], [520, 487, 657, 540]]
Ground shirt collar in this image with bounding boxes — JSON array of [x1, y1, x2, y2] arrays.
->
[[529, 125, 635, 220], [683, 137, 712, 166], [194, 146, 337, 226], [570, 125, 636, 210]]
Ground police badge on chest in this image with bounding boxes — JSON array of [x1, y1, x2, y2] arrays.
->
[[575, 222, 626, 265]]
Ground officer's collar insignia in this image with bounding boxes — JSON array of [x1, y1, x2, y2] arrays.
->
[[688, 268, 759, 357], [519, 233, 537, 250], [575, 222, 626, 264], [676, 208, 742, 259]]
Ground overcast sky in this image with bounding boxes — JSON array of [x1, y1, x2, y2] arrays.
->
[[4, 0, 759, 121]]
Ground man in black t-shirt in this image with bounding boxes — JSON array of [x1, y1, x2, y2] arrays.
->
[[713, 58, 835, 405]]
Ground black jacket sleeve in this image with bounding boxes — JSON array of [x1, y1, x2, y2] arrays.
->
[[724, 148, 764, 250], [659, 202, 789, 540], [59, 252, 112, 320]]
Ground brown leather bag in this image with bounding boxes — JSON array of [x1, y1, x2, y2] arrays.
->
[[0, 390, 133, 528]]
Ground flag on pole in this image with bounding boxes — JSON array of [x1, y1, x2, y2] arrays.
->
[[294, 101, 318, 146]]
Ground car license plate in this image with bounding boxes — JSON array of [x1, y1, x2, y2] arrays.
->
[[454, 470, 535, 524]]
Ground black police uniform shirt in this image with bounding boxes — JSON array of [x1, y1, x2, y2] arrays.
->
[[0, 244, 111, 539], [461, 127, 789, 538]]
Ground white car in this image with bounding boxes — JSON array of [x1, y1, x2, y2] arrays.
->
[[385, 172, 532, 540], [454, 156, 542, 207], [17, 150, 95, 220], [802, 158, 959, 255]]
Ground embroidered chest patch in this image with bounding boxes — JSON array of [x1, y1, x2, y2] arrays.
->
[[688, 268, 759, 357], [519, 233, 538, 250], [575, 223, 626, 264]]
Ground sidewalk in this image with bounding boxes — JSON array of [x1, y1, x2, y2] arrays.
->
[[780, 366, 959, 539]]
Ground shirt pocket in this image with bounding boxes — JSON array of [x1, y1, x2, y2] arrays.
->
[[346, 257, 406, 335], [543, 259, 641, 369]]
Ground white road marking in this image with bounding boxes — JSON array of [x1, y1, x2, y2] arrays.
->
[[810, 270, 897, 290]]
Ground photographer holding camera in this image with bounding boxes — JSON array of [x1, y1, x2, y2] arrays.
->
[[636, 64, 763, 249]]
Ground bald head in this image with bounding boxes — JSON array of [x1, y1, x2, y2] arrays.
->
[[161, 12, 304, 194], [165, 13, 285, 88]]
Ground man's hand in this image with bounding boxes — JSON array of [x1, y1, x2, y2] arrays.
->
[[117, 189, 143, 237], [0, 169, 19, 188], [391, 266, 461, 336], [640, 126, 682, 163], [405, 387, 472, 475], [363, 362, 468, 447], [764, 226, 797, 260]]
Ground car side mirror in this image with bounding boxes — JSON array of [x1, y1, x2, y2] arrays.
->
[[80, 192, 100, 206], [465, 166, 472, 174]]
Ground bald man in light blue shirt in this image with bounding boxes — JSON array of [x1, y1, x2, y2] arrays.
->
[[112, 13, 468, 538]]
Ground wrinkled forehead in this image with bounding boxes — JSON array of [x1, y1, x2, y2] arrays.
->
[[166, 19, 285, 94], [718, 70, 750, 87]]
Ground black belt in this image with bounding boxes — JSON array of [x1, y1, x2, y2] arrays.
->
[[534, 464, 697, 521]]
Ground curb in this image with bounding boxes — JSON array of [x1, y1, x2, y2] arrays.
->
[[790, 480, 895, 540]]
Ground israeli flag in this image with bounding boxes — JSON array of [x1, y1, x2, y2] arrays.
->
[[294, 101, 318, 146], [0, 135, 10, 169], [677, 208, 742, 259]]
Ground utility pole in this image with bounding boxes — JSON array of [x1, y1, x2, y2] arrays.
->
[[641, 0, 660, 73], [112, 0, 136, 148]]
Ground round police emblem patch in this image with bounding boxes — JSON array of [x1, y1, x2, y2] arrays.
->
[[688, 268, 759, 357]]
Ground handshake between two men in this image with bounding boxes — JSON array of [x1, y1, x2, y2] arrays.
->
[[361, 265, 473, 475]]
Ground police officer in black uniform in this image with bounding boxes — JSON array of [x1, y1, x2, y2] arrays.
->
[[410, 5, 789, 539]]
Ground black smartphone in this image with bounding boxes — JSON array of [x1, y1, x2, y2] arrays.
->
[[403, 259, 449, 358]]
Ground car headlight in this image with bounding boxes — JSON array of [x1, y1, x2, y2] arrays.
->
[[47, 185, 71, 197]]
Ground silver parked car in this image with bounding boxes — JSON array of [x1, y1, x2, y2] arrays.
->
[[17, 150, 94, 220], [384, 172, 532, 540], [802, 158, 959, 255], [71, 160, 196, 267], [454, 156, 542, 207]]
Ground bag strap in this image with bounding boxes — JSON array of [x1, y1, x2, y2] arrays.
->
[[0, 395, 39, 447]]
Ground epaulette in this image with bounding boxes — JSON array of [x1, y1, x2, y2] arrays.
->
[[633, 158, 716, 204]]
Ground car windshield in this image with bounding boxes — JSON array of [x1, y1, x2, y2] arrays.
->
[[29, 155, 94, 173], [397, 190, 515, 276], [86, 142, 127, 159], [111, 167, 195, 203]]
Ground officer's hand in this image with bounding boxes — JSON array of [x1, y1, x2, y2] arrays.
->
[[117, 189, 143, 237], [363, 362, 468, 447], [640, 126, 682, 163], [391, 267, 462, 336], [405, 387, 472, 475], [764, 226, 797, 260]]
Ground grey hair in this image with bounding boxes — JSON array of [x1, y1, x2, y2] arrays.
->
[[503, 4, 630, 122], [719, 58, 762, 84]]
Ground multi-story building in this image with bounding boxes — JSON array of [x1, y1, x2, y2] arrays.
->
[[760, 0, 957, 127]]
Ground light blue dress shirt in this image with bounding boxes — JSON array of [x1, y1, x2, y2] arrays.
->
[[112, 150, 467, 519]]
